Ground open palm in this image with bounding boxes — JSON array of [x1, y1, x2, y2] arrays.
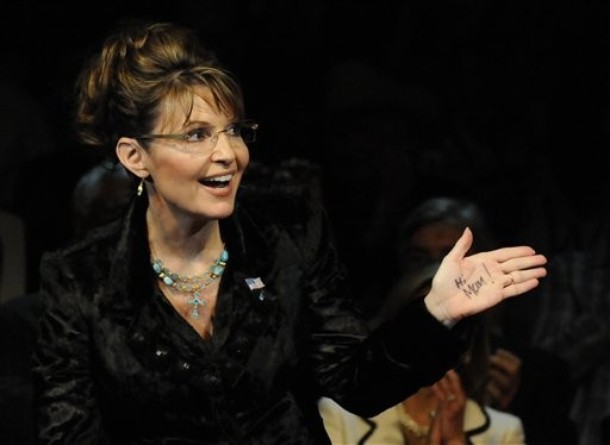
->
[[424, 227, 547, 324]]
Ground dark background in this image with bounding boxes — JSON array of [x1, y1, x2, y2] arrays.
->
[[3, 1, 610, 162], [1, 5, 608, 443], [2, 0, 610, 291]]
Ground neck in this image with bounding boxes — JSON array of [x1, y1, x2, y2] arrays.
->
[[146, 207, 222, 256]]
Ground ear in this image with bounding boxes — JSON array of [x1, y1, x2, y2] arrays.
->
[[116, 137, 149, 179]]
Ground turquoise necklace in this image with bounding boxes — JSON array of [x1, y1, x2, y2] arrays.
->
[[151, 248, 229, 319]]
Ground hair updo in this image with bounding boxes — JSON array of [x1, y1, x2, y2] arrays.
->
[[73, 20, 245, 157]]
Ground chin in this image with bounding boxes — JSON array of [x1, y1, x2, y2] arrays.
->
[[205, 202, 236, 219]]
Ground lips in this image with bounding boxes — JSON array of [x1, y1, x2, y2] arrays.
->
[[201, 174, 233, 188]]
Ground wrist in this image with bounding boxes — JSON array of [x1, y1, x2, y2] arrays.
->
[[423, 293, 456, 328]]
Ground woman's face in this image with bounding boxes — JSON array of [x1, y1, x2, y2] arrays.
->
[[143, 91, 250, 222]]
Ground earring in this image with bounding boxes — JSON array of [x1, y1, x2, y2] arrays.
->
[[137, 178, 144, 196]]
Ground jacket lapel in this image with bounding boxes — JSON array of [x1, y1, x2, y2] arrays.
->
[[98, 196, 284, 385]]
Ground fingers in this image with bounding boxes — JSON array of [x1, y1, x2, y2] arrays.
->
[[486, 380, 502, 400], [427, 409, 442, 444], [486, 380, 514, 410], [471, 251, 547, 274], [500, 256, 547, 297], [494, 348, 522, 363], [444, 227, 473, 261], [489, 367, 519, 390], [487, 352, 522, 410], [431, 370, 465, 404], [489, 351, 522, 388], [469, 245, 534, 263], [445, 369, 463, 396], [504, 267, 547, 289], [469, 250, 547, 295], [503, 278, 541, 298], [433, 370, 467, 441], [489, 348, 522, 375], [500, 254, 548, 273]]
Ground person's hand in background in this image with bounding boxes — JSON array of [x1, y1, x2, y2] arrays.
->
[[487, 347, 522, 410]]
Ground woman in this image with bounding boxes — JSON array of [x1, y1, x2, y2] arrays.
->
[[32, 21, 547, 444]]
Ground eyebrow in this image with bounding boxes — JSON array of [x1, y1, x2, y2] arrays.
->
[[183, 119, 238, 129]]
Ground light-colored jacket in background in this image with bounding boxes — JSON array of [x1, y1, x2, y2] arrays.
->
[[319, 396, 525, 445]]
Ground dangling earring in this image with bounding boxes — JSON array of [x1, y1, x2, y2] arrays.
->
[[137, 178, 145, 196]]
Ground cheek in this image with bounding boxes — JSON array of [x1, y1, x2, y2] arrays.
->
[[238, 147, 250, 169], [151, 155, 202, 186], [161, 162, 195, 179]]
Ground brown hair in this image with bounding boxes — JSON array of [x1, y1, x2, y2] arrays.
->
[[73, 20, 245, 157]]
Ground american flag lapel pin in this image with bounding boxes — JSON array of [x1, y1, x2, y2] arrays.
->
[[245, 277, 266, 301], [245, 277, 265, 290]]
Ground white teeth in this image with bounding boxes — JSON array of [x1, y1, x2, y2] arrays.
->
[[206, 174, 233, 182]]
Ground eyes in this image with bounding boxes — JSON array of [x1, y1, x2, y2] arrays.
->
[[184, 122, 257, 142], [184, 127, 212, 143], [184, 123, 243, 143]]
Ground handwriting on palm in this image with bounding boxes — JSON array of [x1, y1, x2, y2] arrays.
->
[[425, 228, 547, 323]]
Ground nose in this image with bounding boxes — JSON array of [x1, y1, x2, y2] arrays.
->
[[210, 130, 238, 162]]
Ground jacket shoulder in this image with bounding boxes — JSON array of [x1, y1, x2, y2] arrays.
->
[[39, 220, 122, 279]]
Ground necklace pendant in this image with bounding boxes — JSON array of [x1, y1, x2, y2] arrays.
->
[[188, 292, 207, 319], [191, 307, 200, 319]]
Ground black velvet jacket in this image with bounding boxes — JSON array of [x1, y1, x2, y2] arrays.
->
[[32, 188, 466, 445]]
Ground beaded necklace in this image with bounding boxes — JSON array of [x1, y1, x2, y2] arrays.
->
[[151, 248, 229, 319]]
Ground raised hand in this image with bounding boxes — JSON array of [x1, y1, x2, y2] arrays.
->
[[424, 227, 547, 325], [487, 348, 522, 410]]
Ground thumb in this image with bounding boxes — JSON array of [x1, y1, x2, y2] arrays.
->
[[444, 227, 473, 261], [427, 407, 442, 444]]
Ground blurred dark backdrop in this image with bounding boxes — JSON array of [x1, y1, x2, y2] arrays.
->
[[2, 1, 610, 161]]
